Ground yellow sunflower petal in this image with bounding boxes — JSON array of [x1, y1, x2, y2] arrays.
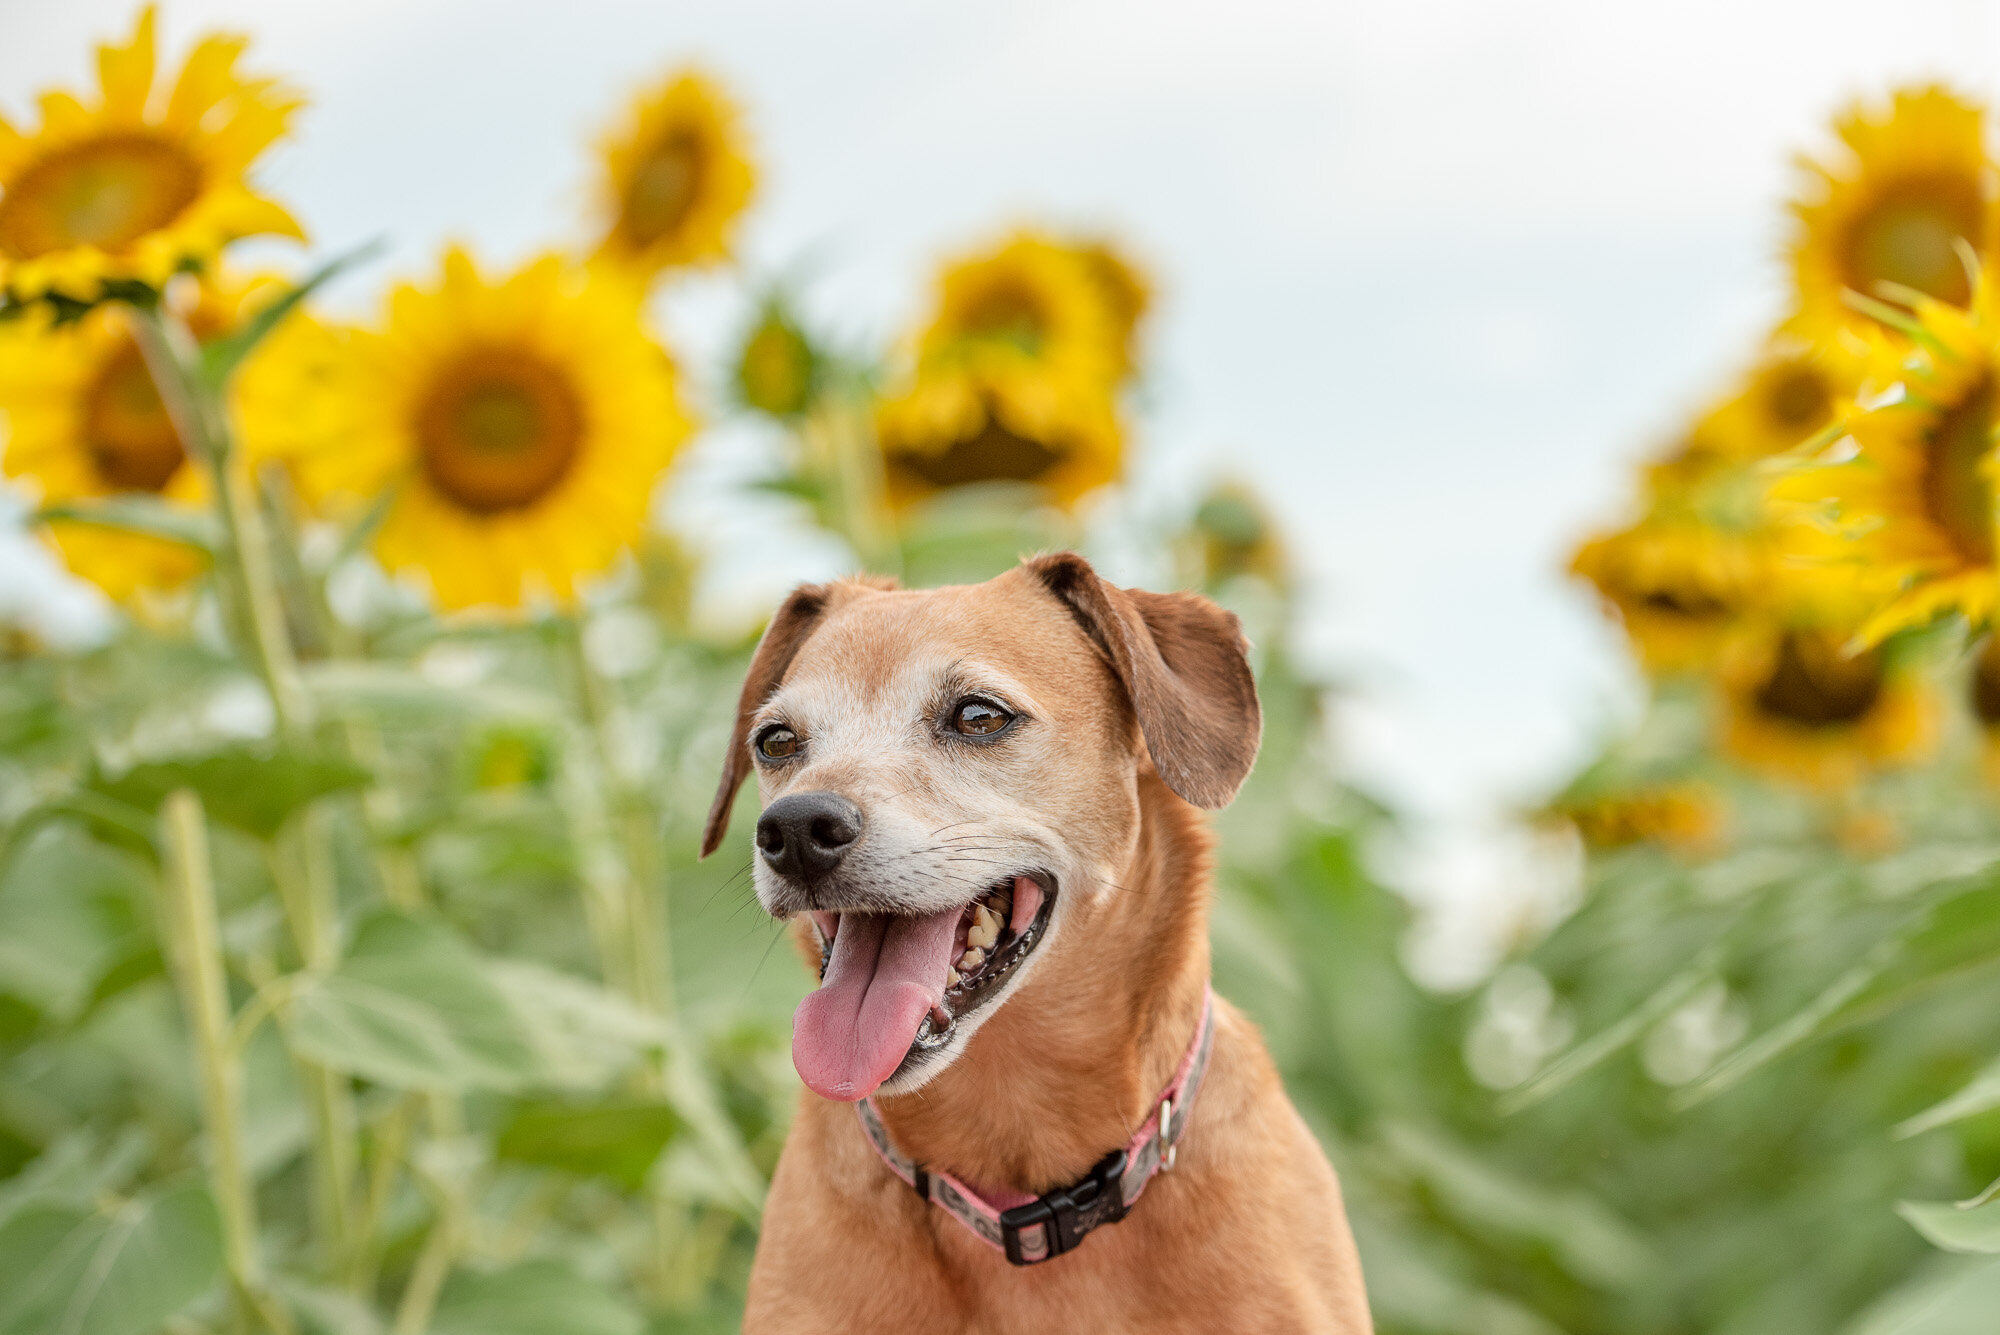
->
[[162, 33, 249, 132], [195, 188, 306, 244], [202, 103, 296, 179], [95, 7, 158, 123]]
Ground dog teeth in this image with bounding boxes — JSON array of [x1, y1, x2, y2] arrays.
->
[[958, 947, 985, 972], [967, 907, 1000, 950], [946, 968, 962, 988]]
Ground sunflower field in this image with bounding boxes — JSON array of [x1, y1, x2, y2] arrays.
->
[[7, 7, 2000, 1335]]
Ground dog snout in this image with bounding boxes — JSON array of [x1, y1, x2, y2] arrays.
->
[[756, 791, 864, 881]]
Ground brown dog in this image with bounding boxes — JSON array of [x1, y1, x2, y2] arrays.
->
[[703, 553, 1372, 1333]]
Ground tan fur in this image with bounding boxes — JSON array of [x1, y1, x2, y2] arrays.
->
[[714, 557, 1372, 1333]]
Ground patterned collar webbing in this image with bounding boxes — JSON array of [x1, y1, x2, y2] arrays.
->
[[855, 985, 1217, 1266]]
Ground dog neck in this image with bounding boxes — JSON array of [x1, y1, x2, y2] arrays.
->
[[872, 770, 1214, 1198]]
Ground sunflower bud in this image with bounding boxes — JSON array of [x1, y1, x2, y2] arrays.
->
[[733, 301, 819, 419], [1193, 482, 1285, 588]]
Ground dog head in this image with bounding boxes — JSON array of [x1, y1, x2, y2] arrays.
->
[[703, 552, 1261, 1100]]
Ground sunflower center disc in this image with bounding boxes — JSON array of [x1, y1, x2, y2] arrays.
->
[[1762, 364, 1831, 433], [1639, 586, 1731, 624], [893, 414, 1062, 491], [84, 339, 185, 492], [417, 348, 585, 513], [1920, 375, 1997, 565], [1845, 176, 1984, 308], [960, 277, 1049, 354], [621, 133, 702, 248], [738, 318, 813, 417], [0, 134, 202, 259], [1755, 632, 1884, 728]]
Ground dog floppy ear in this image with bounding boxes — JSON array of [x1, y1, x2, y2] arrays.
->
[[701, 575, 898, 857], [1026, 552, 1262, 808]]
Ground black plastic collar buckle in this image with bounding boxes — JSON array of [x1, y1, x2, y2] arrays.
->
[[998, 1149, 1129, 1266]]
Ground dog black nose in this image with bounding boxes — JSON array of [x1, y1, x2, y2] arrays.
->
[[756, 791, 863, 880]]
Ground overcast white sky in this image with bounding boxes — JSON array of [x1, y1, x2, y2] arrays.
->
[[4, 0, 1997, 975]]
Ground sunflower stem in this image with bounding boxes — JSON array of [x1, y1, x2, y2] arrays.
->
[[269, 812, 361, 1281], [806, 390, 899, 577], [255, 462, 334, 661], [348, 1093, 419, 1291], [564, 616, 676, 1024], [131, 304, 310, 739], [156, 789, 289, 1334], [393, 1101, 470, 1335], [392, 1180, 460, 1335]]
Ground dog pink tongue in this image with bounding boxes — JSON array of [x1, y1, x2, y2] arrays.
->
[[792, 908, 960, 1101]]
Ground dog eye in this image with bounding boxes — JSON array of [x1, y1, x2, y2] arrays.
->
[[950, 699, 1013, 737], [755, 725, 801, 760]]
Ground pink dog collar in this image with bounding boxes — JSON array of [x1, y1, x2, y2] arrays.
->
[[856, 984, 1216, 1266]]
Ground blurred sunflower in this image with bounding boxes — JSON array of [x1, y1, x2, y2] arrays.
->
[[876, 232, 1123, 510], [732, 296, 820, 419], [247, 248, 691, 611], [0, 275, 276, 599], [0, 6, 301, 304], [1191, 481, 1287, 589], [1786, 85, 1993, 349], [1717, 624, 1936, 788], [1573, 516, 1755, 673], [1550, 784, 1724, 857], [1696, 342, 1853, 460], [1777, 277, 2000, 642], [591, 70, 754, 281]]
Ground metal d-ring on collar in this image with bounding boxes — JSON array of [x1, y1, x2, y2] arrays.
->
[[855, 984, 1218, 1267]]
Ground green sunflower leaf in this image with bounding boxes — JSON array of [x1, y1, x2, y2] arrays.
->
[[1898, 1198, 2000, 1255], [30, 495, 219, 552], [430, 1260, 643, 1335], [1896, 1056, 2000, 1139], [199, 241, 382, 388], [284, 911, 541, 1093], [0, 1179, 223, 1335], [494, 1097, 682, 1190], [87, 746, 371, 840]]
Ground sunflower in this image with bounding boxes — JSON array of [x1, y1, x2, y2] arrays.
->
[[1550, 784, 1724, 857], [1694, 341, 1855, 460], [244, 248, 691, 612], [1572, 513, 1760, 673], [1786, 85, 1994, 350], [876, 232, 1123, 510], [732, 297, 819, 419], [1716, 623, 1936, 788], [591, 70, 755, 280], [0, 7, 301, 304], [1775, 276, 2000, 642], [0, 274, 278, 599], [1190, 481, 1287, 589]]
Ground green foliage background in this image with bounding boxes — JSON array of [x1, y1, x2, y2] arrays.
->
[[13, 450, 2000, 1333]]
